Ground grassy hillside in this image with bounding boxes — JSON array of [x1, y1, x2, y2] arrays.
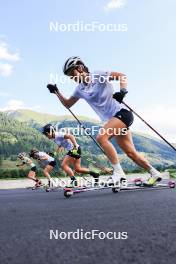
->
[[0, 112, 55, 158], [1, 110, 176, 174], [0, 112, 109, 178], [5, 109, 99, 126]]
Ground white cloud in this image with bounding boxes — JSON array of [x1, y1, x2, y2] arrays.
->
[[104, 0, 126, 11], [0, 40, 20, 77], [0, 63, 13, 76], [0, 100, 25, 111], [132, 106, 176, 143], [0, 42, 20, 61], [0, 90, 11, 97], [0, 100, 41, 112]]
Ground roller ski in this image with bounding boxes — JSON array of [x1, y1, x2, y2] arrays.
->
[[26, 181, 44, 190], [44, 179, 60, 192], [63, 177, 175, 198], [32, 180, 43, 190], [63, 176, 126, 198], [133, 177, 175, 188]]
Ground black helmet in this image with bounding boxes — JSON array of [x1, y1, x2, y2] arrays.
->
[[42, 124, 55, 135], [63, 56, 84, 75], [29, 148, 39, 158]]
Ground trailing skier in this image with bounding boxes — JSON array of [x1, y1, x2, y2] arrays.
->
[[42, 124, 100, 187], [29, 149, 57, 191], [16, 152, 42, 189]]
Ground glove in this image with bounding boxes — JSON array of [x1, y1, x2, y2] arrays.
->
[[46, 152, 54, 157], [113, 88, 128, 103], [47, 84, 59, 94]]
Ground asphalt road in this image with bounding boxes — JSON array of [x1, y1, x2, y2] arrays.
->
[[0, 187, 176, 264]]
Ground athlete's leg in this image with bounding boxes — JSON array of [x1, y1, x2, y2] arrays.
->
[[61, 156, 75, 177], [62, 156, 78, 186], [97, 115, 161, 185], [28, 170, 42, 187], [43, 164, 56, 189], [28, 170, 37, 181], [96, 117, 127, 186], [74, 158, 90, 174], [115, 130, 151, 170], [96, 117, 125, 164], [43, 165, 53, 181], [115, 130, 162, 183], [74, 158, 99, 185]]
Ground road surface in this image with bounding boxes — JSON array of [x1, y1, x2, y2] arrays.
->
[[0, 187, 175, 264]]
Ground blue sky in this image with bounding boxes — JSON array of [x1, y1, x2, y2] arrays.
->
[[0, 0, 176, 142]]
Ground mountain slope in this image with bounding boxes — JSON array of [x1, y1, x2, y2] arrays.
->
[[1, 110, 176, 170], [0, 112, 54, 158], [5, 109, 99, 126]]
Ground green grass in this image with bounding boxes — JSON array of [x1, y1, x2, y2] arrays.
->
[[168, 169, 176, 178], [1, 160, 17, 169], [5, 109, 99, 125]]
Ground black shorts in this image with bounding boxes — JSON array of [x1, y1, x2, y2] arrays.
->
[[113, 108, 134, 128], [30, 166, 37, 172], [48, 161, 56, 167], [67, 146, 81, 160]]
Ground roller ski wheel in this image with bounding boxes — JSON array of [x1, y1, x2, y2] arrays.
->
[[31, 185, 42, 190], [134, 178, 143, 187], [112, 187, 120, 193], [168, 180, 175, 188], [64, 188, 74, 198], [32, 186, 38, 190]]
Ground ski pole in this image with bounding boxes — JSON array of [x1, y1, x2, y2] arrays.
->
[[47, 84, 105, 155], [122, 101, 176, 152], [84, 157, 112, 174]]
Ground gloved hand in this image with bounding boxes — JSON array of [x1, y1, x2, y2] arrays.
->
[[47, 84, 59, 94], [113, 88, 128, 103], [46, 152, 55, 157]]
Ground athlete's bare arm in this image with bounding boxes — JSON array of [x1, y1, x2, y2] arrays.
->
[[57, 146, 65, 153], [109, 72, 127, 89], [39, 155, 49, 160], [64, 134, 78, 148], [17, 163, 25, 167], [55, 91, 79, 108]]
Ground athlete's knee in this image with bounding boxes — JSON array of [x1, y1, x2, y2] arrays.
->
[[61, 162, 67, 170], [96, 134, 108, 145], [43, 167, 49, 175], [75, 166, 81, 173], [43, 168, 47, 173]]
